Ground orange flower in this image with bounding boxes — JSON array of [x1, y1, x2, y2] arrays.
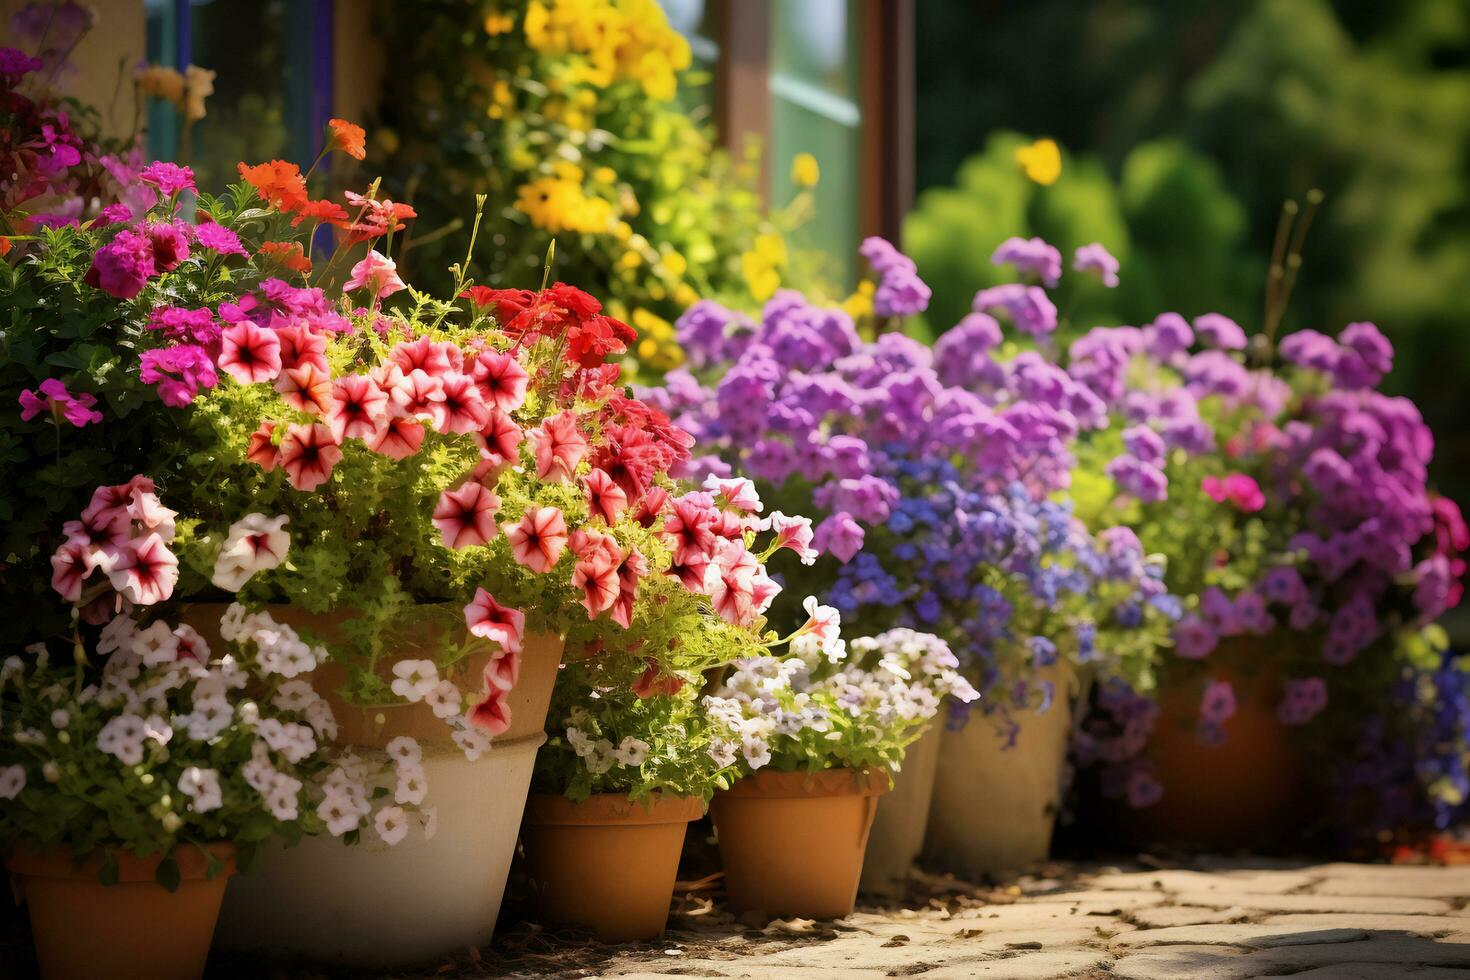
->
[[257, 241, 312, 273], [0, 237, 10, 257], [237, 160, 308, 212], [326, 118, 367, 161], [290, 198, 349, 227]]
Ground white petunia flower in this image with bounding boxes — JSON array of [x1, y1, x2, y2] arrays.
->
[[272, 679, 318, 713], [96, 714, 146, 765], [420, 806, 439, 840], [303, 699, 338, 740], [385, 736, 422, 766], [263, 772, 303, 821], [452, 724, 494, 761], [178, 766, 222, 813], [707, 739, 738, 768], [612, 736, 650, 767], [133, 620, 180, 668], [49, 709, 69, 730], [394, 765, 427, 806], [0, 764, 25, 799], [425, 679, 462, 719], [375, 805, 409, 845], [740, 734, 772, 770], [1, 656, 24, 686], [211, 513, 291, 592], [317, 788, 364, 836], [390, 659, 439, 702]]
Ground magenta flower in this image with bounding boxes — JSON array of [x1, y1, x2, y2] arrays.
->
[[144, 221, 191, 272], [138, 345, 218, 407], [1073, 243, 1120, 288], [813, 511, 865, 564], [1202, 473, 1265, 513], [84, 229, 155, 299], [1276, 677, 1328, 725], [1198, 679, 1237, 726], [433, 482, 501, 550], [193, 222, 248, 257], [18, 378, 103, 427], [139, 161, 196, 197]]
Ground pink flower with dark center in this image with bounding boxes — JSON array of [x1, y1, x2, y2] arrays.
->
[[705, 539, 770, 627], [275, 362, 333, 415], [435, 373, 491, 434], [107, 533, 179, 606], [278, 423, 343, 491], [610, 546, 648, 629], [1202, 473, 1265, 513], [476, 410, 523, 470], [506, 506, 568, 573], [464, 587, 525, 655], [367, 416, 425, 460], [572, 544, 622, 620], [529, 410, 589, 482], [62, 507, 129, 573], [663, 494, 717, 565], [467, 686, 512, 735], [584, 468, 628, 525], [127, 486, 176, 538], [389, 336, 458, 375], [50, 539, 91, 601], [434, 482, 501, 549], [669, 553, 710, 593], [394, 368, 446, 426], [19, 378, 103, 427], [328, 374, 390, 443], [634, 486, 670, 527], [796, 596, 842, 657], [470, 349, 529, 412], [344, 250, 406, 303], [275, 324, 330, 374], [485, 648, 520, 692], [82, 477, 152, 525], [246, 421, 280, 472], [84, 229, 155, 299], [218, 321, 283, 384]]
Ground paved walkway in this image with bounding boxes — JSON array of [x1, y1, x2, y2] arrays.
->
[[485, 860, 1470, 980]]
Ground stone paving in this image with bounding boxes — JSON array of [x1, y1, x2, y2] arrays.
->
[[495, 860, 1470, 980]]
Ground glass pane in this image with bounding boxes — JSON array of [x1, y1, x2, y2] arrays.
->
[[770, 0, 862, 290], [146, 0, 323, 190], [659, 0, 718, 118]]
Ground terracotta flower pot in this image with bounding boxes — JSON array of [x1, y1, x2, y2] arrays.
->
[[860, 724, 942, 897], [1125, 642, 1307, 849], [711, 768, 888, 920], [521, 792, 703, 941], [924, 663, 1079, 880], [6, 842, 235, 980], [180, 603, 564, 967]]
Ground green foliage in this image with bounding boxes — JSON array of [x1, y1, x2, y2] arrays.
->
[[904, 131, 1258, 343]]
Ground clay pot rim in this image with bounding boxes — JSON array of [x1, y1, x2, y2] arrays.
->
[[719, 767, 890, 800], [5, 840, 237, 883], [525, 791, 704, 826]]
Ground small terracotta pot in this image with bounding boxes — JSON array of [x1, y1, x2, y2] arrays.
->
[[711, 768, 888, 919], [7, 842, 235, 980], [521, 793, 703, 941], [1129, 652, 1307, 849]]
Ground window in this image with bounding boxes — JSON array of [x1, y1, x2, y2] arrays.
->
[[145, 0, 333, 191]]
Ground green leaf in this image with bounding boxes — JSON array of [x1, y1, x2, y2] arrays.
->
[[98, 848, 118, 886], [155, 856, 181, 892]]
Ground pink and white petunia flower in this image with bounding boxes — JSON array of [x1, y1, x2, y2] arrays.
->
[[218, 321, 283, 384], [530, 410, 589, 482], [584, 468, 628, 525], [344, 250, 406, 303], [107, 532, 179, 606], [485, 647, 520, 692], [49, 539, 91, 601], [765, 511, 818, 565], [212, 513, 291, 591], [435, 373, 491, 434], [366, 416, 425, 460], [394, 368, 446, 425], [463, 587, 525, 654], [796, 596, 843, 660], [704, 538, 777, 628], [275, 362, 333, 415], [433, 482, 501, 550], [246, 420, 280, 472], [390, 336, 461, 375], [278, 422, 344, 491], [470, 349, 529, 412], [476, 410, 524, 471], [275, 324, 330, 374], [127, 486, 177, 541], [61, 507, 130, 573], [704, 475, 762, 514], [664, 494, 718, 565], [506, 506, 568, 573], [467, 686, 512, 735], [328, 374, 390, 443], [572, 544, 622, 620]]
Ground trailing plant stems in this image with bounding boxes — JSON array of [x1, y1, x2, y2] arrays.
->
[[1263, 189, 1324, 344]]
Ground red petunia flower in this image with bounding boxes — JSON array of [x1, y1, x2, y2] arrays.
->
[[506, 506, 568, 574], [246, 421, 280, 472], [476, 409, 524, 470], [469, 349, 529, 412], [463, 587, 525, 655], [278, 422, 343, 491], [275, 362, 333, 415], [218, 321, 282, 384], [328, 374, 390, 443], [366, 416, 425, 460], [584, 467, 629, 525], [468, 686, 512, 734]]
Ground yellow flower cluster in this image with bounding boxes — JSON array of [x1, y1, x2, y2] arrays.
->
[[739, 233, 789, 303], [522, 0, 691, 100], [514, 162, 618, 234], [1015, 138, 1062, 186]]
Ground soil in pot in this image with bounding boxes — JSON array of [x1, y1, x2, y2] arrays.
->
[[6, 842, 235, 980], [521, 793, 702, 941], [710, 768, 887, 920]]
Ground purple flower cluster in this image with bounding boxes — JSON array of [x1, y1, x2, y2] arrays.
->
[[991, 236, 1062, 288], [860, 237, 931, 318]]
